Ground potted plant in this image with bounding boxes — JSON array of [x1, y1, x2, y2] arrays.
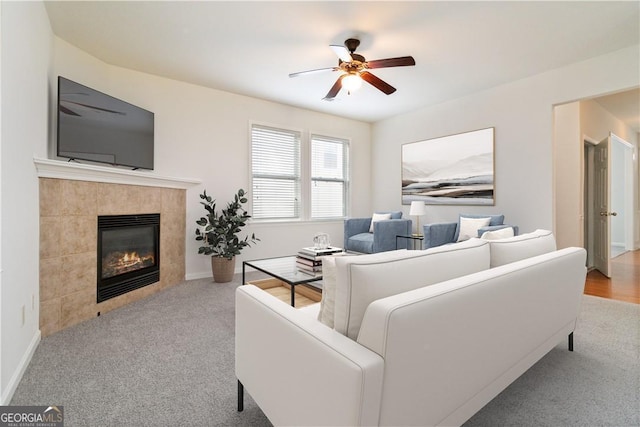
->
[[195, 189, 259, 283]]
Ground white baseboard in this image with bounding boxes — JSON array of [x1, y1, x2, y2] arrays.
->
[[186, 266, 244, 281], [0, 329, 41, 405], [185, 271, 213, 280]]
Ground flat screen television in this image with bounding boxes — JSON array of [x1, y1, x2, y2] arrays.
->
[[57, 76, 154, 170]]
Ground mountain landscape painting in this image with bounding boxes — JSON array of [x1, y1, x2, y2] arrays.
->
[[402, 127, 495, 205]]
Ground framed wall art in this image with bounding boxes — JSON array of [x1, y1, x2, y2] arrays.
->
[[401, 127, 495, 205]]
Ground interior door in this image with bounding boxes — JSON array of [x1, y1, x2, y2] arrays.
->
[[593, 136, 611, 277]]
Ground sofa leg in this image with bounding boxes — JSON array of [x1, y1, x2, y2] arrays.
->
[[237, 380, 244, 412], [568, 332, 574, 352]]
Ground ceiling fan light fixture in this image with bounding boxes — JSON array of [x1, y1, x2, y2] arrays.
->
[[342, 73, 362, 94]]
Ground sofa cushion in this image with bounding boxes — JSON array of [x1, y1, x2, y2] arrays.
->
[[480, 227, 514, 240], [369, 213, 392, 232], [456, 217, 491, 242], [318, 250, 407, 328], [488, 229, 556, 267], [346, 233, 374, 254], [333, 238, 490, 339]]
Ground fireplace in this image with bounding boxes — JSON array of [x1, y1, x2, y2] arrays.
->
[[97, 214, 160, 303]]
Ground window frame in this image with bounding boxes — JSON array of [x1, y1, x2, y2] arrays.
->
[[249, 123, 302, 221], [249, 122, 351, 223], [309, 133, 350, 220]]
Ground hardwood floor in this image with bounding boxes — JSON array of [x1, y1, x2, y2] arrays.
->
[[584, 249, 640, 304]]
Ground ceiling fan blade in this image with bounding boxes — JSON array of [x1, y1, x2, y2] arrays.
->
[[366, 56, 416, 69], [330, 44, 353, 63], [360, 71, 396, 95], [323, 75, 345, 101], [289, 67, 338, 78]]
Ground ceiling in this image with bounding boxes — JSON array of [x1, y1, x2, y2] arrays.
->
[[592, 89, 640, 132], [44, 1, 639, 124]]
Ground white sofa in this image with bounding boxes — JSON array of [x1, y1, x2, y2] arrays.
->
[[235, 230, 587, 426]]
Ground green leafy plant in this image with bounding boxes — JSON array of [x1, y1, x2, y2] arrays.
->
[[195, 189, 259, 260]]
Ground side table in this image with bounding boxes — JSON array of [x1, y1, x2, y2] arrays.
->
[[396, 234, 424, 250]]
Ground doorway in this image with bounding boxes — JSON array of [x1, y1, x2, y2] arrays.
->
[[583, 133, 635, 276]]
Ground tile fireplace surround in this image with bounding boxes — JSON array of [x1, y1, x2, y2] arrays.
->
[[36, 159, 198, 337]]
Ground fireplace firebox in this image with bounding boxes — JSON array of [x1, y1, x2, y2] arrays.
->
[[97, 214, 160, 303]]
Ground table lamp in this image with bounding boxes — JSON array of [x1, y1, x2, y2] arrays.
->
[[409, 201, 427, 237]]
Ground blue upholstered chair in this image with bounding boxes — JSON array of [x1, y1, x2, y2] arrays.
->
[[344, 211, 412, 253], [422, 214, 519, 250]]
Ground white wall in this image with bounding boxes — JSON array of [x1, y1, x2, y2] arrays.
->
[[0, 1, 51, 404], [51, 39, 372, 280], [371, 46, 640, 241], [553, 102, 582, 249]]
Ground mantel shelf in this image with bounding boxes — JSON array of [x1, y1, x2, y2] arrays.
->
[[34, 158, 201, 189]]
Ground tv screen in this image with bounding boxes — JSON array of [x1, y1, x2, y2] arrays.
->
[[57, 76, 154, 170]]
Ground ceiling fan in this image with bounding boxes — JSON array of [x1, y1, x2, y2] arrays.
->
[[289, 38, 416, 101]]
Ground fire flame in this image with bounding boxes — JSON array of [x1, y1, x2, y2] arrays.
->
[[102, 250, 155, 279], [121, 252, 140, 264]]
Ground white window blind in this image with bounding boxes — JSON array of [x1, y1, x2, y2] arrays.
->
[[251, 125, 301, 219], [311, 135, 349, 218]]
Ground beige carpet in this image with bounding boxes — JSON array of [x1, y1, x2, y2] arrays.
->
[[10, 275, 639, 426]]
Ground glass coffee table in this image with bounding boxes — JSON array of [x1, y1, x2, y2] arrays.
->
[[242, 256, 323, 307]]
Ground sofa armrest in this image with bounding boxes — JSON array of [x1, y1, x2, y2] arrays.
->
[[423, 222, 457, 249], [236, 285, 384, 427], [372, 219, 412, 252]]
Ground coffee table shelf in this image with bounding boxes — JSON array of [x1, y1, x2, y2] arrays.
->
[[248, 278, 321, 308], [242, 256, 323, 307]]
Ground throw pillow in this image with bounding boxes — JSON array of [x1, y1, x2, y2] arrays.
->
[[317, 253, 349, 328], [480, 227, 514, 240], [454, 214, 505, 241], [457, 217, 491, 242], [369, 212, 392, 233]]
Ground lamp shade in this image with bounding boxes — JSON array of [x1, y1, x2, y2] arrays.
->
[[342, 73, 362, 92], [409, 201, 426, 216]]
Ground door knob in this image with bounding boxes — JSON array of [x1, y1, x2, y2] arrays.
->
[[611, 212, 617, 216]]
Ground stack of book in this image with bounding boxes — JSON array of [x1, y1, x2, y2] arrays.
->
[[296, 246, 343, 273]]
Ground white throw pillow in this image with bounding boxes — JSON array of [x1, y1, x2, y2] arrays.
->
[[317, 253, 350, 328], [480, 227, 514, 240], [457, 217, 491, 242], [369, 213, 392, 233]]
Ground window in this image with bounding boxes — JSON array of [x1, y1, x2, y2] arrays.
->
[[311, 135, 349, 219], [250, 124, 349, 221], [250, 125, 301, 220]]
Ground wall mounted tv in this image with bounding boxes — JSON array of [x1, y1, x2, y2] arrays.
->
[[57, 76, 154, 170]]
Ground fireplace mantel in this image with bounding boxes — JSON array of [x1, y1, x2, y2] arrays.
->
[[34, 158, 201, 189]]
